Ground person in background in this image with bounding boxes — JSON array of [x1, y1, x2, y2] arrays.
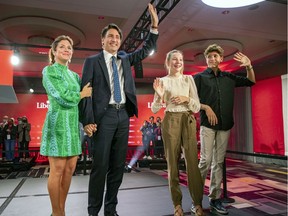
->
[[146, 116, 157, 159], [125, 120, 151, 172], [191, 44, 256, 215], [154, 119, 164, 159], [18, 116, 31, 161], [79, 3, 158, 215], [0, 115, 9, 160], [156, 116, 161, 123], [151, 50, 204, 216], [79, 122, 93, 161], [141, 120, 152, 159], [3, 118, 17, 161], [40, 35, 92, 216], [16, 116, 22, 128]]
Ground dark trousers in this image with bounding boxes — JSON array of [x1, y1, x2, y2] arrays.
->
[[0, 140, 5, 158], [144, 136, 154, 156], [154, 139, 164, 158], [82, 135, 92, 158], [19, 140, 30, 158], [88, 108, 129, 215], [142, 136, 150, 156]]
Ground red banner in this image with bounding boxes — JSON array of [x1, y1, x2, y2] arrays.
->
[[0, 94, 164, 147], [251, 76, 285, 155]]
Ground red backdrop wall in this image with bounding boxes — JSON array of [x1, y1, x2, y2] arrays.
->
[[0, 94, 164, 147], [0, 50, 13, 86], [251, 76, 285, 155]]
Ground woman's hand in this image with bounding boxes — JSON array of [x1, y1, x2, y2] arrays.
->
[[80, 82, 92, 99], [171, 96, 189, 105], [153, 78, 164, 100]]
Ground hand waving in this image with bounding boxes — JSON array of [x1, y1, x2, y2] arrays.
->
[[153, 78, 164, 100], [148, 3, 158, 27], [233, 52, 251, 67]]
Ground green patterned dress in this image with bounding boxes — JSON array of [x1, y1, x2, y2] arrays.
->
[[40, 63, 82, 157]]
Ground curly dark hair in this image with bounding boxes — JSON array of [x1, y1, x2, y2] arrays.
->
[[204, 44, 224, 57]]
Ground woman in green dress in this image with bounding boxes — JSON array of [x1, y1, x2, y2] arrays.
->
[[41, 35, 92, 216]]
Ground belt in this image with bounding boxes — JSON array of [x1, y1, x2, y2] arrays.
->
[[108, 104, 126, 110]]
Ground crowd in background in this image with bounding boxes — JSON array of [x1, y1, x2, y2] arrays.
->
[[0, 114, 196, 163], [140, 116, 164, 160], [0, 115, 31, 162], [0, 114, 165, 163]]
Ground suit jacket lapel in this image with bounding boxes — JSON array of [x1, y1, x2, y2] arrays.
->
[[98, 51, 110, 86]]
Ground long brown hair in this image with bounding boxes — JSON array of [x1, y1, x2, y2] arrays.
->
[[49, 35, 74, 65]]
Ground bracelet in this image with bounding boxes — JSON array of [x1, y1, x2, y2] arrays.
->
[[151, 25, 158, 29], [246, 65, 253, 70]]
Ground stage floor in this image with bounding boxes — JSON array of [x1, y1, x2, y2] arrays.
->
[[0, 159, 287, 216]]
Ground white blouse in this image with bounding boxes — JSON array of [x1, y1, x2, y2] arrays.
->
[[151, 74, 200, 114]]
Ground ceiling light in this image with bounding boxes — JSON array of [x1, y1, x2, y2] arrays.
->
[[201, 0, 265, 8], [10, 49, 20, 65]]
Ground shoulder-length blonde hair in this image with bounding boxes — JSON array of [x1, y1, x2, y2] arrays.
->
[[164, 49, 184, 75]]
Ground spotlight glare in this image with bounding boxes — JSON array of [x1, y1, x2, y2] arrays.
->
[[11, 55, 20, 65], [149, 49, 155, 56], [201, 0, 265, 8], [29, 88, 34, 93]]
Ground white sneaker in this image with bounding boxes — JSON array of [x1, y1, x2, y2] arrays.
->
[[143, 155, 147, 159], [147, 156, 152, 160]]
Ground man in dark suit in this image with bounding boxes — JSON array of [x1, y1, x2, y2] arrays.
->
[[79, 3, 158, 216]]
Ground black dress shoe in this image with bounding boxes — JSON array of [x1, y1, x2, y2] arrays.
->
[[124, 165, 132, 173], [105, 211, 119, 216]]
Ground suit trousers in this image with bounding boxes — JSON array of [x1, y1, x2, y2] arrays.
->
[[88, 107, 129, 215], [161, 112, 203, 207], [198, 126, 230, 200]]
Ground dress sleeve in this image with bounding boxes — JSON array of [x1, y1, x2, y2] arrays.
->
[[42, 66, 81, 108], [187, 76, 200, 113]]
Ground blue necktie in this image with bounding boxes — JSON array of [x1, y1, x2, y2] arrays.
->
[[112, 56, 122, 103]]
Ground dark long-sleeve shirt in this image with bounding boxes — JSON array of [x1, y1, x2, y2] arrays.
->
[[193, 68, 255, 130]]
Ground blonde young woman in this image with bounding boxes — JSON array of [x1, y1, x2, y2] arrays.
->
[[40, 35, 92, 216], [151, 50, 204, 216]]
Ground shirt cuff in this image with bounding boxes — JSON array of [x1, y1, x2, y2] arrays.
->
[[150, 28, 158, 34]]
